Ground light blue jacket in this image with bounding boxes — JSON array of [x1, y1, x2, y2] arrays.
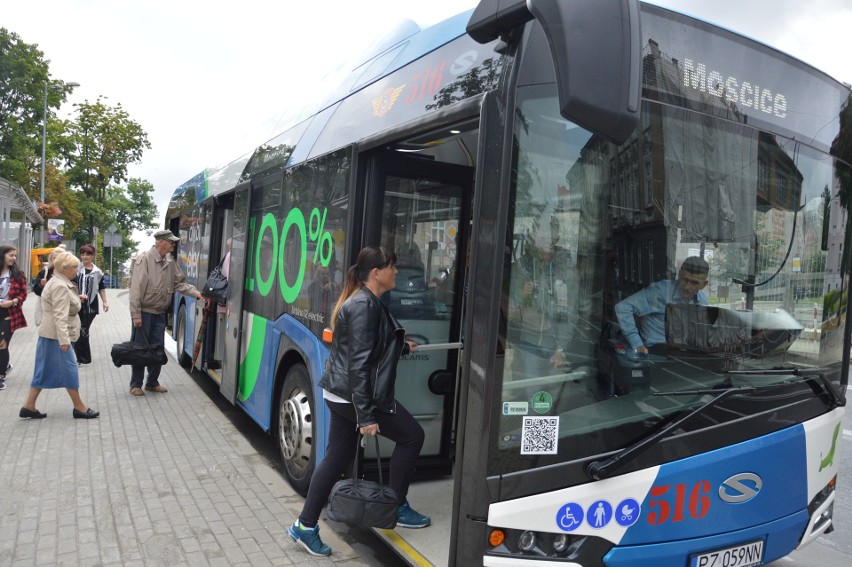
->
[[614, 280, 708, 349]]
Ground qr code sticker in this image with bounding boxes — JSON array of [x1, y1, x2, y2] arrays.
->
[[520, 416, 559, 454]]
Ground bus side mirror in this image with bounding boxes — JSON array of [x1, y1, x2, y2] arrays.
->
[[467, 0, 641, 145], [527, 0, 641, 145]]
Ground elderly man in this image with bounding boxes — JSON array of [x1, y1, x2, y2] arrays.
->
[[128, 229, 203, 396], [614, 256, 710, 354]]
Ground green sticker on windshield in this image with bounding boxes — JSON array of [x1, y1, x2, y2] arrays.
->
[[531, 391, 553, 414]]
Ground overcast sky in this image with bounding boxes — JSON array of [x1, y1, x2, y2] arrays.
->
[[4, 0, 851, 253]]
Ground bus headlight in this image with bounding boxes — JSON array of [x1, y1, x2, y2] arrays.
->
[[518, 531, 536, 551], [553, 533, 569, 553]]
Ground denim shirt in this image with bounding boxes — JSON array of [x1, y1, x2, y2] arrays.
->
[[614, 279, 709, 349]]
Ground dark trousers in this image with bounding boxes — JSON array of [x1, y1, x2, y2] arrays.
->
[[0, 319, 13, 374], [73, 311, 97, 363], [130, 312, 166, 388], [299, 400, 425, 527]]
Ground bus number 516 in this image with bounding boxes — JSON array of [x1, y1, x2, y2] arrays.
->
[[647, 481, 711, 525]]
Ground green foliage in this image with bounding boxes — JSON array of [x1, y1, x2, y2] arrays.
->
[[823, 288, 847, 316], [1, 27, 158, 255], [0, 28, 67, 188], [58, 97, 154, 248], [69, 177, 158, 267], [61, 97, 151, 197]]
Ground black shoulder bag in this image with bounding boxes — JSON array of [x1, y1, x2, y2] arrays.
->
[[327, 435, 400, 529], [202, 258, 228, 305]]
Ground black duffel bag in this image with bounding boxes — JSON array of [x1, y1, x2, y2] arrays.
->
[[327, 435, 400, 529], [111, 326, 168, 367]]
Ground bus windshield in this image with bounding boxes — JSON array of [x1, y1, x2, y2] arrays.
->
[[493, 80, 850, 475]]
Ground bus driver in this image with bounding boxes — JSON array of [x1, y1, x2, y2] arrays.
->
[[614, 256, 710, 354]]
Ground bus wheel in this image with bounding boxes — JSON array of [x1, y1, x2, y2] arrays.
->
[[175, 304, 191, 367], [278, 364, 314, 496]]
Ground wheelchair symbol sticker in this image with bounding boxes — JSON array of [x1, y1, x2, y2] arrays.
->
[[556, 502, 584, 532], [588, 500, 613, 529], [615, 498, 640, 527]]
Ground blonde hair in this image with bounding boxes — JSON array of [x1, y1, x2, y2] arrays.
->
[[52, 251, 80, 272], [48, 245, 66, 265]]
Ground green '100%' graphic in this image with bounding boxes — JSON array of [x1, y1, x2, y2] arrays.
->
[[252, 207, 333, 302]]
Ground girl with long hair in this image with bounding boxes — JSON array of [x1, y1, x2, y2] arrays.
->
[[0, 244, 28, 390], [288, 247, 430, 557]]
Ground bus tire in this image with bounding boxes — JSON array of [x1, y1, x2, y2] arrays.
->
[[175, 303, 191, 367], [278, 364, 315, 496]]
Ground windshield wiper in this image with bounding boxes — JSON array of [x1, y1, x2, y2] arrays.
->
[[586, 386, 756, 480], [727, 367, 846, 408]]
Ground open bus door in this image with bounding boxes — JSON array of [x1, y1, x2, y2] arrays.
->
[[362, 150, 474, 474], [221, 182, 251, 403]]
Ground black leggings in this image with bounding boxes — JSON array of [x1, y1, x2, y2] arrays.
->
[[0, 324, 12, 375], [299, 400, 425, 527]]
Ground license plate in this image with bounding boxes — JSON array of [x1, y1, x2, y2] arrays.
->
[[632, 370, 644, 377], [401, 298, 423, 305], [690, 540, 764, 567]]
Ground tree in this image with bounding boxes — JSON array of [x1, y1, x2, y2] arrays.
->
[[0, 28, 74, 189], [426, 57, 501, 111], [59, 97, 152, 243], [82, 178, 159, 270]]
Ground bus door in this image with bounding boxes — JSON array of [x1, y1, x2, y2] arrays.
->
[[365, 152, 473, 469], [221, 183, 251, 404], [188, 201, 213, 369], [200, 194, 234, 387]]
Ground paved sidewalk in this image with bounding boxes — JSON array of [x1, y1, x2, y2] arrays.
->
[[0, 289, 366, 566]]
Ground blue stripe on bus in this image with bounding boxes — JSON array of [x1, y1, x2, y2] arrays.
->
[[619, 423, 807, 546]]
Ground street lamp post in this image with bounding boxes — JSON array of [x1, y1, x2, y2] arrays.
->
[[39, 80, 79, 244]]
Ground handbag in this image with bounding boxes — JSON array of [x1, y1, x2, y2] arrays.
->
[[202, 259, 228, 305], [110, 326, 168, 367], [327, 435, 400, 529]]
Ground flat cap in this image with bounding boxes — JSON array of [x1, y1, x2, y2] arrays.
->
[[153, 229, 179, 242]]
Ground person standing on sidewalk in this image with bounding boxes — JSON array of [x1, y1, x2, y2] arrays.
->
[[288, 247, 430, 558], [0, 244, 28, 391], [32, 245, 66, 327], [19, 251, 98, 419], [74, 244, 109, 365], [128, 229, 202, 396]]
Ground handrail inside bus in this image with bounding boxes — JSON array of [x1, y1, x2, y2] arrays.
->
[[414, 341, 463, 352]]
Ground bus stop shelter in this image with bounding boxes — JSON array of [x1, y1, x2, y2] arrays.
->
[[0, 176, 43, 282]]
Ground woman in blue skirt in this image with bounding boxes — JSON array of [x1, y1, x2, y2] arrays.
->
[[19, 252, 99, 419]]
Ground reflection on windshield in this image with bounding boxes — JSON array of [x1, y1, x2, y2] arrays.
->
[[496, 82, 849, 472]]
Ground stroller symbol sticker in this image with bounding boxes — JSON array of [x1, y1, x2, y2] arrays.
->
[[615, 498, 640, 527], [556, 503, 584, 532]]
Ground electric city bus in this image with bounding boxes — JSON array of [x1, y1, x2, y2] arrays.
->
[[164, 1, 850, 565]]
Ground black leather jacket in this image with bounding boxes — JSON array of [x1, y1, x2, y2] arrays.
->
[[318, 287, 409, 426]]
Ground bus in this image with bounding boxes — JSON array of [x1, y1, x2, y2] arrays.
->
[[164, 1, 850, 565]]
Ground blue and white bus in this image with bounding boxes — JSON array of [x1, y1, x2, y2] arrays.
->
[[165, 1, 849, 565]]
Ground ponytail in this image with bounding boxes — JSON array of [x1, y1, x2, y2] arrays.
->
[[329, 246, 397, 329], [330, 265, 362, 328]]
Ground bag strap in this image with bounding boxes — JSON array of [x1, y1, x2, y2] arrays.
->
[[133, 325, 153, 346], [351, 434, 386, 488]]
